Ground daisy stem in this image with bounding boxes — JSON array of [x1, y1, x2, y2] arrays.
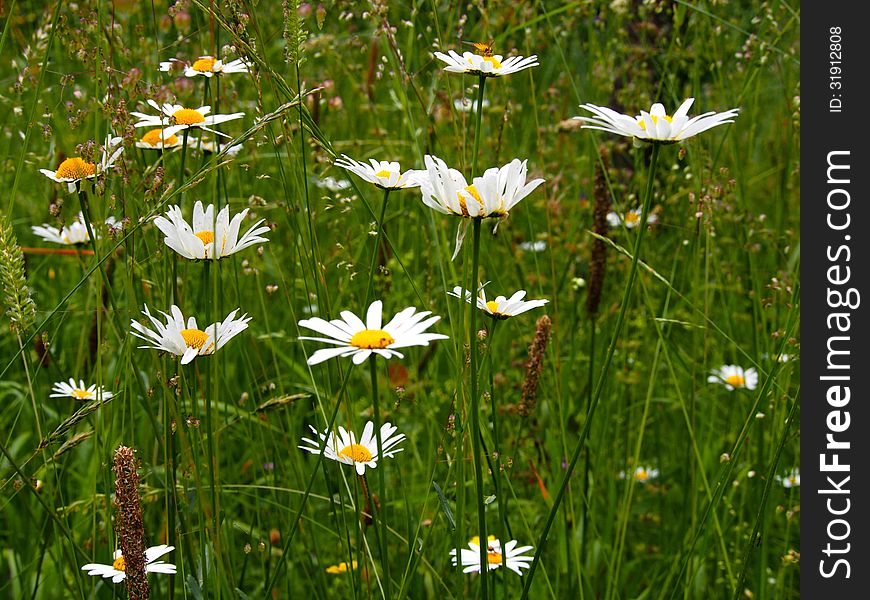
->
[[365, 188, 390, 307], [468, 217, 488, 599], [520, 143, 661, 599], [472, 75, 486, 178], [369, 356, 391, 598], [179, 129, 190, 202], [487, 318, 510, 597]]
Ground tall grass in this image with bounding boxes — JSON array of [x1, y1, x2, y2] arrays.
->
[[0, 1, 799, 599]]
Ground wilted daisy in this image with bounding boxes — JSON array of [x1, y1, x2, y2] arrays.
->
[[606, 208, 659, 229], [450, 536, 534, 576], [40, 135, 124, 193], [448, 286, 548, 320], [333, 154, 422, 190], [419, 155, 544, 257], [131, 99, 244, 139], [325, 560, 358, 574], [153, 200, 270, 260], [775, 468, 800, 488], [135, 128, 181, 150], [159, 55, 250, 78], [50, 378, 114, 401], [298, 421, 406, 475], [81, 545, 176, 583], [707, 365, 758, 391], [297, 300, 448, 365], [575, 97, 739, 144], [434, 47, 538, 77], [31, 212, 118, 245], [130, 304, 251, 365], [618, 466, 660, 484]]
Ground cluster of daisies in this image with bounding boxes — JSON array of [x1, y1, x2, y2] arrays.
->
[[35, 39, 771, 584]]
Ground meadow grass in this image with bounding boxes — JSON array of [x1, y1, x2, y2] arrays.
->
[[0, 1, 799, 598]]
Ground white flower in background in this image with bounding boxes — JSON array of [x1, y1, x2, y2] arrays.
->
[[297, 300, 448, 365], [575, 97, 739, 144], [153, 200, 270, 260], [135, 128, 182, 150], [618, 466, 660, 484], [130, 304, 251, 365], [519, 240, 547, 252], [298, 420, 406, 475], [707, 364, 758, 391], [131, 99, 244, 139], [195, 139, 243, 156], [31, 212, 118, 245], [39, 135, 124, 193], [450, 536, 534, 576], [50, 378, 114, 401], [81, 545, 176, 583], [448, 286, 548, 320], [606, 208, 659, 229], [453, 96, 491, 112], [775, 468, 800, 488], [333, 155, 423, 190], [434, 47, 538, 77], [315, 176, 352, 192], [159, 55, 250, 78], [418, 155, 544, 258]]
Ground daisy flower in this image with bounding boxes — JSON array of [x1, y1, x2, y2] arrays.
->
[[40, 135, 124, 193], [618, 466, 660, 484], [325, 560, 358, 574], [195, 139, 243, 156], [434, 49, 538, 77], [153, 200, 270, 260], [159, 55, 250, 78], [418, 155, 544, 258], [50, 378, 114, 401], [775, 468, 800, 489], [298, 420, 406, 475], [135, 128, 182, 150], [707, 365, 759, 391], [81, 545, 176, 583], [448, 286, 548, 320], [333, 154, 423, 190], [131, 99, 244, 139], [574, 97, 739, 144], [31, 212, 118, 245], [130, 304, 251, 365], [606, 208, 659, 229], [450, 536, 534, 576], [297, 300, 448, 366]]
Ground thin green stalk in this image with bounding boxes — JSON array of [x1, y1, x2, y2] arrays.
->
[[370, 357, 391, 598], [365, 188, 391, 307], [487, 319, 509, 600], [471, 76, 486, 178], [468, 218, 488, 599], [520, 143, 661, 598]]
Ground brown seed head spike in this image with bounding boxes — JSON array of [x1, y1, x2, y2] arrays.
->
[[519, 315, 552, 417], [113, 445, 150, 599], [586, 148, 612, 317]]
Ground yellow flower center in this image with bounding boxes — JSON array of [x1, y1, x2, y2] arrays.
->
[[55, 157, 96, 180], [375, 169, 392, 178], [191, 57, 217, 72], [624, 211, 640, 224], [725, 374, 745, 387], [338, 444, 373, 463], [470, 535, 497, 546], [325, 560, 357, 574], [486, 551, 504, 565], [349, 329, 394, 349], [637, 114, 673, 130], [485, 300, 502, 314], [141, 128, 179, 147], [112, 555, 126, 572], [181, 328, 209, 349], [195, 230, 215, 245], [72, 388, 91, 400], [457, 184, 484, 216], [173, 108, 206, 125], [482, 55, 503, 69], [635, 469, 649, 482], [788, 476, 797, 485]]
